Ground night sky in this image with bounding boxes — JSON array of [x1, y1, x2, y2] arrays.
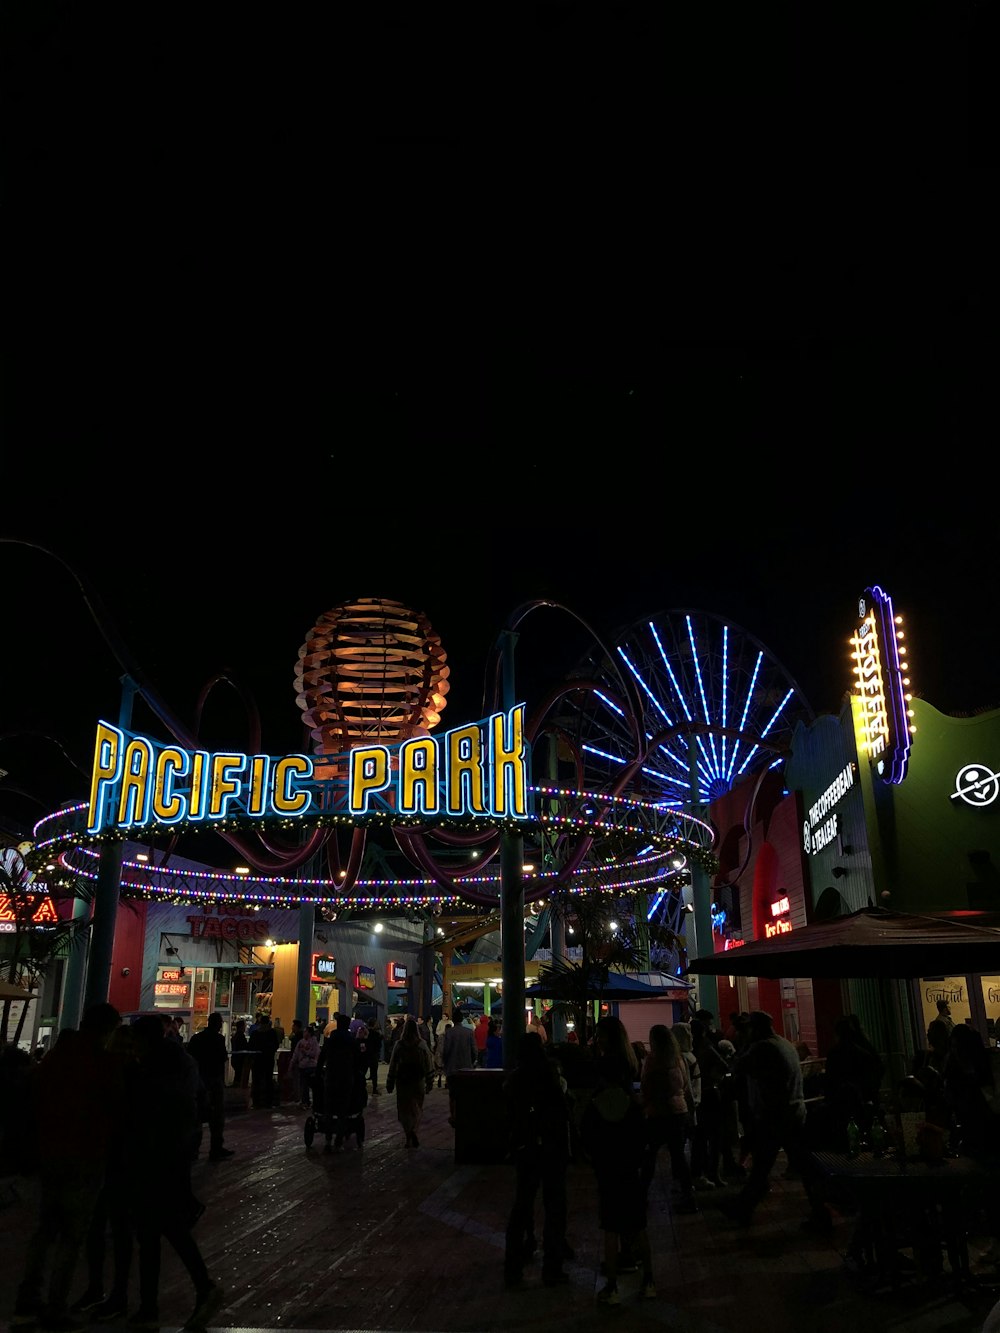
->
[[1, 6, 990, 844]]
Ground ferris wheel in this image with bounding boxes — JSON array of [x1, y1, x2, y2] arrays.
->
[[558, 609, 814, 937], [566, 608, 814, 807]]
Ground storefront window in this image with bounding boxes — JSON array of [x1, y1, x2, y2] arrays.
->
[[980, 976, 1000, 1047], [918, 976, 970, 1034]]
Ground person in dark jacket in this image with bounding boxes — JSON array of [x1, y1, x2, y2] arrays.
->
[[580, 1016, 655, 1305], [13, 1002, 125, 1331], [822, 1013, 885, 1143], [364, 1019, 383, 1095], [229, 1018, 251, 1089], [248, 1016, 280, 1109], [187, 1013, 233, 1161], [123, 1015, 224, 1331], [503, 1033, 572, 1290], [316, 1013, 367, 1151]]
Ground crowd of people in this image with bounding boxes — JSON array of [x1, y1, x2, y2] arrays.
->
[[8, 994, 1000, 1321], [6, 1004, 225, 1332]]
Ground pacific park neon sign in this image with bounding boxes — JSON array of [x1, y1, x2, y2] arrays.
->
[[86, 704, 531, 837]]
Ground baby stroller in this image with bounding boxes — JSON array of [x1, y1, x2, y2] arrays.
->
[[304, 1066, 367, 1152]]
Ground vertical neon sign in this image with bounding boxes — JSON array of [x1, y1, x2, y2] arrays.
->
[[851, 585, 913, 785]]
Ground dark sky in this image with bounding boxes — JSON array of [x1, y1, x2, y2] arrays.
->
[[1, 5, 991, 835]]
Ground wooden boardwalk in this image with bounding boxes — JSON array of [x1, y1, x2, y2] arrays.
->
[[3, 1078, 999, 1333]]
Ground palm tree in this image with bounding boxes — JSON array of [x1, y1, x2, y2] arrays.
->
[[535, 889, 683, 1040]]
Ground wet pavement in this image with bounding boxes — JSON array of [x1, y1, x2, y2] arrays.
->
[[3, 1077, 1000, 1332]]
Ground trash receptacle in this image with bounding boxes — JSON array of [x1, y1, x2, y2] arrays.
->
[[450, 1069, 508, 1164]]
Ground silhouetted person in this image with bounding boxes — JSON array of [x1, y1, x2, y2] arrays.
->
[[187, 1012, 233, 1161], [71, 1023, 139, 1321], [581, 1016, 655, 1304], [316, 1013, 367, 1151], [248, 1015, 280, 1108], [12, 1001, 125, 1331], [503, 1032, 571, 1290], [230, 1018, 251, 1088], [386, 1017, 433, 1149], [123, 1015, 224, 1330]]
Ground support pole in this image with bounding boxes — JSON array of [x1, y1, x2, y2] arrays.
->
[[56, 895, 91, 1033], [296, 902, 315, 1027], [545, 734, 567, 1044], [687, 741, 718, 1020], [420, 916, 436, 1020], [83, 675, 137, 1014], [499, 627, 525, 1070]]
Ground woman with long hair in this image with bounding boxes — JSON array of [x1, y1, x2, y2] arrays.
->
[[581, 1017, 654, 1304], [385, 1017, 434, 1149], [640, 1023, 698, 1213]]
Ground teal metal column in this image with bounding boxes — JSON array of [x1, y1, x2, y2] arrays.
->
[[499, 627, 525, 1071], [59, 896, 93, 1032], [420, 916, 436, 1019], [687, 741, 718, 1019], [296, 902, 315, 1026], [83, 675, 137, 1013], [545, 734, 567, 1044]]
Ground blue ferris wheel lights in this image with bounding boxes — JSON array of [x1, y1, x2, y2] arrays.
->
[[583, 744, 628, 765], [619, 646, 674, 726], [650, 621, 694, 722], [686, 614, 713, 729], [594, 688, 626, 719]]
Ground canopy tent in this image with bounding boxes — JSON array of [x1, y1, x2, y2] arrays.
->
[[685, 907, 1000, 981], [0, 980, 36, 1001], [524, 971, 693, 1000]]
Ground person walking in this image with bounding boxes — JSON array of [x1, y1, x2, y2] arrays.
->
[[503, 1032, 572, 1289], [230, 1019, 251, 1089], [386, 1017, 434, 1148], [382, 1016, 396, 1069], [316, 1013, 367, 1152], [70, 1023, 139, 1323], [364, 1019, 383, 1095], [12, 1002, 126, 1332], [248, 1015, 280, 1109], [121, 1015, 224, 1331], [441, 1009, 478, 1127], [474, 1012, 490, 1067], [434, 1014, 452, 1089], [288, 1024, 320, 1109], [187, 1013, 234, 1162], [416, 1015, 433, 1051], [486, 1017, 504, 1070], [690, 1016, 730, 1188], [721, 1010, 809, 1228], [581, 1016, 655, 1305], [639, 1023, 698, 1214]]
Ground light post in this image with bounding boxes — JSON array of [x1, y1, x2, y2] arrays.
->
[[82, 674, 138, 1012], [499, 626, 526, 1070]]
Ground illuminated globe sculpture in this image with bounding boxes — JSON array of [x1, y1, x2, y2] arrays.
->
[[293, 597, 451, 771]]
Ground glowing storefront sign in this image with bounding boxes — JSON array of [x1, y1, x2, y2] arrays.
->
[[387, 961, 407, 985], [851, 585, 913, 785], [802, 762, 855, 855], [951, 762, 1000, 808], [0, 894, 60, 933], [354, 964, 375, 992], [86, 705, 531, 837], [765, 893, 793, 938], [312, 953, 337, 982]]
